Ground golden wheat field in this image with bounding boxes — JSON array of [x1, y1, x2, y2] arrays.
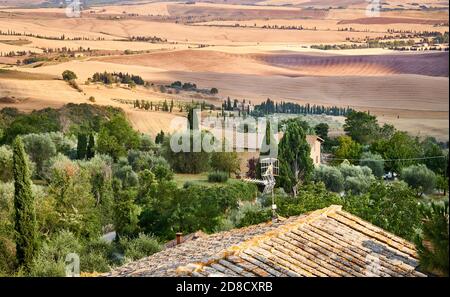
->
[[0, 0, 448, 139]]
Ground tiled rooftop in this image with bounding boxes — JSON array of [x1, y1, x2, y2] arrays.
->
[[105, 205, 425, 277]]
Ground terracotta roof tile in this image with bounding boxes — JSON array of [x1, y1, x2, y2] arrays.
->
[[105, 205, 426, 277]]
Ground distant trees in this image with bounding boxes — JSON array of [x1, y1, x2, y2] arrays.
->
[[155, 130, 165, 144], [210, 87, 218, 95], [1, 109, 61, 144], [91, 72, 145, 85], [401, 164, 437, 196], [62, 70, 77, 81], [13, 137, 38, 270], [251, 98, 353, 117]]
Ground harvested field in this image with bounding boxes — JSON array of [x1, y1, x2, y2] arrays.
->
[[96, 49, 449, 77], [0, 1, 447, 140], [255, 52, 449, 77]]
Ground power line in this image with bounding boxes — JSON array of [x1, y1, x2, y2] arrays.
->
[[323, 155, 447, 162]]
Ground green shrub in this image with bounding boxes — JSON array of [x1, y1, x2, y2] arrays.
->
[[415, 201, 449, 276], [62, 70, 77, 81], [237, 208, 272, 228], [0, 237, 16, 275], [0, 146, 13, 182], [344, 176, 372, 195], [80, 239, 113, 273], [208, 171, 228, 183], [360, 151, 384, 178], [120, 233, 161, 262], [28, 230, 81, 277], [401, 164, 437, 195], [312, 165, 344, 193]]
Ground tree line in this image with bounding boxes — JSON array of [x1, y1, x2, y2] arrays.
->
[[251, 98, 353, 117]]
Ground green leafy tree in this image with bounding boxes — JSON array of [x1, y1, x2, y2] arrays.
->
[[276, 183, 343, 217], [163, 131, 211, 174], [312, 165, 344, 193], [343, 181, 421, 241], [21, 133, 57, 177], [343, 111, 380, 144], [113, 180, 141, 239], [314, 123, 329, 140], [379, 123, 396, 139], [415, 202, 449, 276], [401, 164, 437, 196], [371, 131, 422, 173], [13, 137, 38, 270], [210, 150, 240, 177], [436, 175, 448, 196], [332, 135, 362, 165], [277, 121, 313, 196], [421, 137, 447, 175], [139, 134, 155, 152], [96, 115, 140, 161], [360, 151, 384, 178], [46, 154, 101, 237]]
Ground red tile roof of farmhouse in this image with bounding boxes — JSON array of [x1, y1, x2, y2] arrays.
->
[[105, 205, 425, 277]]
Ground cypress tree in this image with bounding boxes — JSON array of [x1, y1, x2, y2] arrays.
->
[[86, 133, 95, 159], [77, 133, 87, 160], [13, 137, 38, 270], [277, 121, 313, 196]]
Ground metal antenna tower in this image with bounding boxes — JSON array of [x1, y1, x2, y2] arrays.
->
[[243, 157, 279, 222]]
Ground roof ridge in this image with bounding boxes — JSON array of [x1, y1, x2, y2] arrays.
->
[[175, 205, 342, 276]]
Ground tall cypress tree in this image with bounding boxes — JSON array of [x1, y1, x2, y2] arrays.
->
[[277, 121, 313, 196], [86, 133, 95, 159], [13, 137, 38, 270], [260, 119, 278, 158], [77, 133, 87, 160]]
